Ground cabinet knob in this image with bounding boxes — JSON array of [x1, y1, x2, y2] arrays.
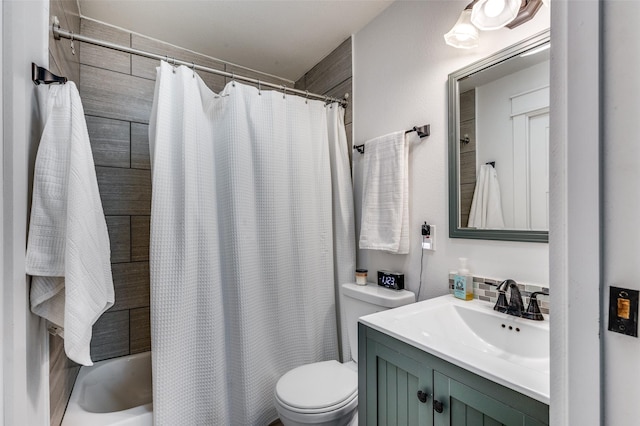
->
[[433, 400, 444, 413], [416, 390, 428, 403]]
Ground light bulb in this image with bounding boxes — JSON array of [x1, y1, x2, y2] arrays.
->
[[471, 0, 522, 30], [484, 0, 506, 18]]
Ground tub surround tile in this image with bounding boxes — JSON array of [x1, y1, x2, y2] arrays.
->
[[105, 216, 131, 263], [91, 311, 130, 361], [80, 19, 131, 74], [131, 216, 150, 262], [86, 115, 130, 168], [96, 167, 152, 216], [80, 64, 154, 123], [131, 123, 150, 170], [130, 307, 151, 354], [302, 38, 351, 96], [109, 262, 150, 312]]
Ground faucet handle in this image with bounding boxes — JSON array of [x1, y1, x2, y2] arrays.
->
[[523, 291, 547, 321]]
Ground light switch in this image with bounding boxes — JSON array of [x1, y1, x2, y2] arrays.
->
[[608, 286, 639, 337]]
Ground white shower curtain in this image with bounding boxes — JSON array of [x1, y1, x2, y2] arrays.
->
[[148, 61, 355, 425]]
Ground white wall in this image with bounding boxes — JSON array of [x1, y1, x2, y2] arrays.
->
[[603, 0, 640, 423], [352, 1, 550, 301], [1, 0, 50, 424]]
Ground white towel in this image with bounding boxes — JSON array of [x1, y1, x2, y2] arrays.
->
[[26, 82, 114, 366], [468, 164, 505, 229], [359, 131, 417, 254]]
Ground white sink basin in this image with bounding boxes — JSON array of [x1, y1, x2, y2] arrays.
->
[[359, 295, 550, 404]]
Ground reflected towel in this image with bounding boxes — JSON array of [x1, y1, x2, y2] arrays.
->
[[468, 164, 505, 229], [26, 82, 114, 366], [359, 131, 417, 254]]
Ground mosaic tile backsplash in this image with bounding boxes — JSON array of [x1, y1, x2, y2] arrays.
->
[[448, 274, 550, 315]]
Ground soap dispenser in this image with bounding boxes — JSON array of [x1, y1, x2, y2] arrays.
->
[[453, 258, 473, 301]]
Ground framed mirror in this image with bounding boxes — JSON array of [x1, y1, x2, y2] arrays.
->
[[448, 30, 550, 243]]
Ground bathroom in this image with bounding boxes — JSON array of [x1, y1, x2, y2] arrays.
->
[[1, 0, 639, 425]]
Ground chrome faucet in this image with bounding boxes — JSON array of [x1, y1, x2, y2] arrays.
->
[[493, 279, 546, 321]]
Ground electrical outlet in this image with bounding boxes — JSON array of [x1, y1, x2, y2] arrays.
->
[[422, 223, 435, 251]]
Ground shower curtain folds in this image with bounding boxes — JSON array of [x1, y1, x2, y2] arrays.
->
[[148, 61, 355, 425]]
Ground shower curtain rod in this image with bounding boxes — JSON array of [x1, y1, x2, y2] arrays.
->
[[52, 22, 349, 108]]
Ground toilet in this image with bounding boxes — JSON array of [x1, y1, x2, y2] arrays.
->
[[274, 282, 415, 426]]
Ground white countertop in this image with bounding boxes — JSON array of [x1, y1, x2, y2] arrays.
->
[[359, 294, 550, 404]]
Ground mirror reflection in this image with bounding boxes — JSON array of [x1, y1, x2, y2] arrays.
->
[[449, 30, 550, 242]]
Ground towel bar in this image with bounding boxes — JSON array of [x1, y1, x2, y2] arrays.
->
[[353, 124, 430, 154]]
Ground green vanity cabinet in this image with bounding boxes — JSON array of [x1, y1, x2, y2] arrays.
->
[[358, 324, 549, 426]]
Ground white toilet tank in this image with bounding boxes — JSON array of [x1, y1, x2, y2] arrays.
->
[[342, 283, 415, 362]]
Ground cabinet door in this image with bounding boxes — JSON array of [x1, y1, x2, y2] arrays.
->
[[433, 371, 546, 426], [366, 339, 433, 426]]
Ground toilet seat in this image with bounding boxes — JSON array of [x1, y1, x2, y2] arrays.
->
[[275, 360, 358, 414]]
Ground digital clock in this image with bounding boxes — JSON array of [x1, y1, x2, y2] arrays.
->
[[377, 270, 405, 290]]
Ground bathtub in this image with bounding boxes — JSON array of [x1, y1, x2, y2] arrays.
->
[[62, 351, 153, 426]]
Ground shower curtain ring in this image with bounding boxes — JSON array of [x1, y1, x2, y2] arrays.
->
[[305, 90, 309, 104], [69, 31, 76, 55], [282, 85, 286, 100], [191, 62, 196, 78], [257, 80, 261, 95], [232, 72, 236, 87]]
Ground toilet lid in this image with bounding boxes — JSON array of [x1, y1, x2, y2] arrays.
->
[[276, 360, 357, 410]]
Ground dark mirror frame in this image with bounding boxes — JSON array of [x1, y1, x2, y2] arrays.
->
[[448, 29, 550, 243]]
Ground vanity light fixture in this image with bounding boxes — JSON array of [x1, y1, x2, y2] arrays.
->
[[443, 6, 479, 49], [445, 0, 546, 49], [471, 0, 522, 30]]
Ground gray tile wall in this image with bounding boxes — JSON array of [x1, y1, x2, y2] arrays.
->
[[295, 38, 353, 159], [48, 2, 81, 425]]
